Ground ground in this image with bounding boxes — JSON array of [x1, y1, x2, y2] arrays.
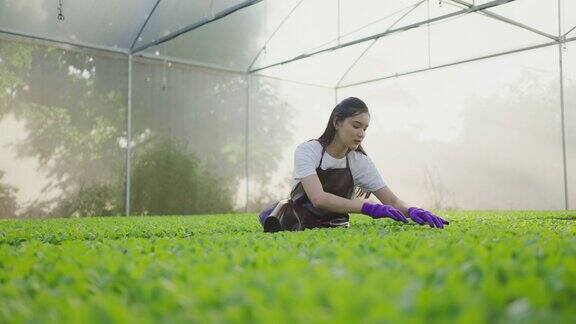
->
[[0, 211, 575, 323]]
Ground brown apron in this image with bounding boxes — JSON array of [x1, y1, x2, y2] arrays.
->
[[276, 142, 355, 231]]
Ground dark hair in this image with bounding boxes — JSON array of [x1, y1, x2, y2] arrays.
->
[[318, 97, 369, 155], [317, 97, 372, 199]]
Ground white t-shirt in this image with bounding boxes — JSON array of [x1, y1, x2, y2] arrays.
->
[[291, 140, 387, 193]]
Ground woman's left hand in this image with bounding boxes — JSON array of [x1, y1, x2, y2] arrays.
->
[[407, 207, 449, 229]]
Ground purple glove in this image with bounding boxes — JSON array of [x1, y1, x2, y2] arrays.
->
[[407, 207, 449, 229], [361, 202, 408, 223]]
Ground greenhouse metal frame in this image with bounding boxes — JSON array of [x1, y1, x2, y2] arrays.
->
[[0, 0, 574, 215]]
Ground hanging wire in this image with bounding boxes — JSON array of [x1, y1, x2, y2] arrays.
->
[[57, 0, 65, 21]]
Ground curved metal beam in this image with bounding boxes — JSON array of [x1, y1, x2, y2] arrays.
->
[[250, 0, 516, 74], [247, 0, 307, 72], [335, 0, 426, 87], [448, 0, 558, 41], [0, 27, 127, 55], [129, 0, 163, 51], [564, 24, 576, 37], [338, 36, 576, 89], [131, 0, 263, 54]]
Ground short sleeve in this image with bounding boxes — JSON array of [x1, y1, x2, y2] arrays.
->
[[293, 141, 321, 181], [353, 153, 387, 192]]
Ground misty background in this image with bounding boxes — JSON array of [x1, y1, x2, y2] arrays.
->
[[0, 0, 574, 217]]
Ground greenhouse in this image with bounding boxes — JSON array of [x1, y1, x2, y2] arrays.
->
[[0, 0, 574, 217], [1, 1, 576, 322]]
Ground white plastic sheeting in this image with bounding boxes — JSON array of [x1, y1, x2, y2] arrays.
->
[[0, 0, 574, 214], [0, 0, 159, 51], [1, 0, 574, 86]]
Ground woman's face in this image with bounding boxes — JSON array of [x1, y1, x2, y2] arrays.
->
[[335, 112, 370, 150]]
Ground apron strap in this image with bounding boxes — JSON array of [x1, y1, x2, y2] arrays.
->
[[319, 144, 351, 169]]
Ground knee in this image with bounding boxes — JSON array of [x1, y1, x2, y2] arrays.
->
[[258, 203, 277, 226]]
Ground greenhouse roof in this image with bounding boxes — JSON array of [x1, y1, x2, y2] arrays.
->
[[1, 0, 575, 88]]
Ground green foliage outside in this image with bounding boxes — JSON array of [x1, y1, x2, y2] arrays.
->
[[52, 182, 119, 218], [0, 211, 574, 323], [46, 137, 234, 217], [0, 38, 292, 218], [130, 138, 233, 215], [0, 171, 18, 218]]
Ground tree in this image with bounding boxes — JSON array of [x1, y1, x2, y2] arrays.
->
[[448, 72, 575, 209], [0, 171, 18, 218], [423, 166, 458, 210], [0, 38, 293, 216], [130, 137, 233, 215]]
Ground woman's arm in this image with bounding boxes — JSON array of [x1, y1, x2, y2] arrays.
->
[[372, 186, 410, 216], [301, 176, 410, 223], [373, 186, 449, 228], [301, 174, 365, 213]]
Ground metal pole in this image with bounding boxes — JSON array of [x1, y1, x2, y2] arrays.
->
[[565, 24, 576, 37], [338, 36, 576, 89], [335, 1, 425, 88], [245, 74, 251, 212], [334, 87, 338, 106], [129, 0, 163, 51], [0, 28, 128, 55], [247, 0, 306, 72], [557, 0, 569, 210], [337, 0, 341, 46], [125, 55, 133, 216], [427, 0, 431, 68], [448, 0, 558, 41], [249, 73, 333, 89], [250, 0, 515, 73], [137, 51, 244, 74], [132, 0, 263, 54]]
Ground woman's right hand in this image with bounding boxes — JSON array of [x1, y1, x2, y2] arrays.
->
[[361, 202, 408, 223]]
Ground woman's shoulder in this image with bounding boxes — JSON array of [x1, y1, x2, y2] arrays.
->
[[296, 139, 322, 152], [348, 149, 371, 164]]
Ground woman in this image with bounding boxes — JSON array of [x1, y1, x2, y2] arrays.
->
[[258, 97, 449, 233]]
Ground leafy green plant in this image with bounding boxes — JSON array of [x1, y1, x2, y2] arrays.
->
[[0, 211, 574, 323]]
